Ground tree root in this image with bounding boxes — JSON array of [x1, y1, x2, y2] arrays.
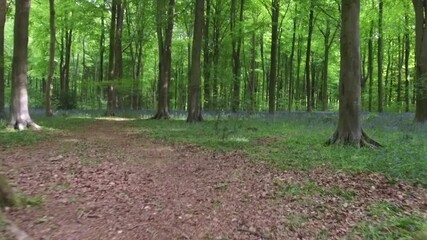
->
[[326, 130, 383, 149], [8, 121, 41, 131], [151, 111, 170, 120]]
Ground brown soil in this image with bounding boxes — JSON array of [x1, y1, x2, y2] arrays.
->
[[1, 119, 426, 240]]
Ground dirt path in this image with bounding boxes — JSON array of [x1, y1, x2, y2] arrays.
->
[[1, 119, 426, 240]]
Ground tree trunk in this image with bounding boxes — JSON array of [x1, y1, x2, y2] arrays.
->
[[305, 2, 314, 112], [368, 22, 374, 112], [9, 0, 40, 130], [60, 28, 72, 110], [248, 31, 257, 114], [0, 0, 6, 119], [328, 0, 380, 148], [377, 0, 384, 112], [288, 15, 297, 112], [187, 0, 204, 122], [268, 0, 279, 114], [413, 0, 427, 122], [203, 0, 212, 111], [106, 0, 117, 116], [230, 0, 244, 113], [153, 0, 175, 119], [404, 15, 411, 113], [45, 0, 55, 117]]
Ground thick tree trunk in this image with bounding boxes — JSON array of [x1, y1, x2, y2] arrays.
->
[[413, 0, 427, 122], [60, 29, 72, 110], [0, 0, 6, 119], [45, 0, 55, 117], [9, 0, 40, 130], [268, 0, 279, 114], [106, 0, 117, 116], [187, 0, 204, 122], [328, 0, 380, 148], [153, 0, 175, 119]]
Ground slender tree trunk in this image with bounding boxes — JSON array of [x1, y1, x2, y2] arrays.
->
[[106, 0, 117, 115], [45, 0, 55, 117], [413, 0, 427, 122], [0, 0, 7, 118], [98, 7, 105, 109], [187, 0, 204, 122], [296, 35, 303, 110], [397, 35, 403, 105], [368, 22, 374, 112], [288, 16, 297, 112], [305, 2, 314, 112], [404, 16, 411, 113], [203, 0, 211, 111], [268, 0, 279, 114], [377, 0, 384, 112], [230, 0, 244, 112], [248, 31, 257, 114], [328, 0, 380, 148], [9, 0, 40, 130]]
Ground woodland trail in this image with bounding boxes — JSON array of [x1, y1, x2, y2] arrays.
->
[[1, 119, 426, 240]]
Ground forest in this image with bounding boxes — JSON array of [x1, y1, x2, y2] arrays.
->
[[0, 0, 425, 119], [0, 0, 427, 239]]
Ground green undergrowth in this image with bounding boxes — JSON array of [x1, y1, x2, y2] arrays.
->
[[0, 116, 95, 148], [349, 201, 427, 239], [132, 113, 427, 187]]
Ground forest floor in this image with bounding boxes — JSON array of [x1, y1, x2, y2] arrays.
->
[[1, 119, 427, 240]]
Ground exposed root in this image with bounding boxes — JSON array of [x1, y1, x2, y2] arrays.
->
[[151, 111, 170, 120], [8, 121, 41, 131], [326, 130, 383, 149]]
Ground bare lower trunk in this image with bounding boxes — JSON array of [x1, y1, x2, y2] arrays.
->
[[327, 0, 380, 148], [0, 0, 6, 118], [9, 0, 40, 130]]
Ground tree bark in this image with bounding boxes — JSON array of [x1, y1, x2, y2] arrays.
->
[[230, 0, 244, 113], [377, 0, 384, 112], [187, 0, 204, 122], [203, 0, 212, 111], [413, 0, 427, 122], [152, 0, 175, 119], [45, 0, 55, 117], [404, 15, 411, 113], [328, 0, 380, 148], [0, 0, 6, 119], [305, 2, 315, 112], [368, 22, 374, 112], [9, 0, 40, 130], [268, 0, 279, 114]]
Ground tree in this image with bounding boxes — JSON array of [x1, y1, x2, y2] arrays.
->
[[187, 0, 204, 122], [230, 0, 244, 113], [268, 0, 279, 114], [327, 0, 380, 148], [45, 0, 56, 117], [412, 0, 427, 122], [152, 0, 176, 119], [377, 0, 384, 112], [9, 0, 40, 130], [305, 0, 315, 112], [0, 0, 6, 119]]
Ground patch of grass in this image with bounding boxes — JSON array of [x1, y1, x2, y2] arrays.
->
[[14, 193, 45, 207], [132, 112, 427, 186], [350, 201, 427, 240], [273, 179, 356, 200], [286, 214, 308, 231], [0, 116, 95, 148]]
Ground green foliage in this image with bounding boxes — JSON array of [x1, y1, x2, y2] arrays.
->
[[133, 113, 427, 186], [350, 201, 427, 240]]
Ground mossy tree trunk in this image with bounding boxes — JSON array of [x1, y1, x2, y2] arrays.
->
[[327, 0, 381, 148]]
